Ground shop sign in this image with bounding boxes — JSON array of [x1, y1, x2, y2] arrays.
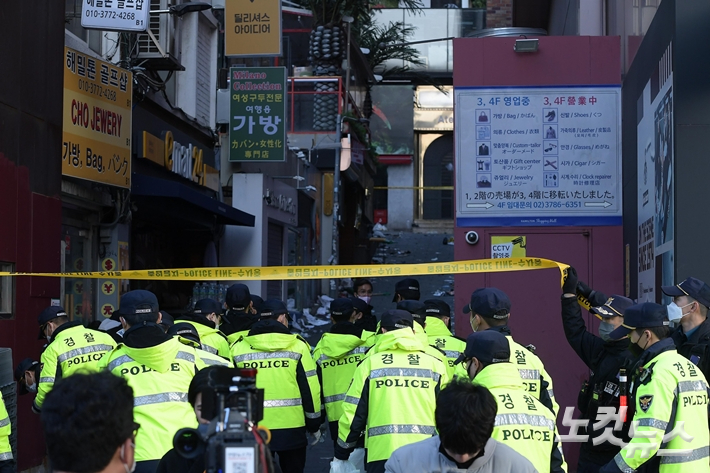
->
[[225, 0, 282, 57], [414, 108, 454, 131], [264, 188, 296, 215], [140, 131, 220, 192], [81, 0, 149, 32], [229, 67, 286, 162], [62, 47, 132, 188]]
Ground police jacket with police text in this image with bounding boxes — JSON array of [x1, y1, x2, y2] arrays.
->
[[672, 316, 710, 381], [600, 338, 710, 473], [473, 362, 564, 473], [99, 323, 206, 463], [33, 321, 116, 413], [561, 295, 635, 463], [312, 322, 369, 439], [231, 319, 321, 451], [177, 314, 230, 359], [335, 329, 449, 463], [424, 317, 466, 369]]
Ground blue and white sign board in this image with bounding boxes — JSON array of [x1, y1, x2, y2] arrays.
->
[[455, 86, 621, 227]]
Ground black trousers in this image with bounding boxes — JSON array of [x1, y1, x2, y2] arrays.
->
[[0, 459, 15, 473], [272, 446, 307, 473], [365, 460, 386, 473]]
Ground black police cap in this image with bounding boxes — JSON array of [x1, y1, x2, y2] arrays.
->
[[226, 284, 251, 311], [396, 300, 427, 325], [331, 298, 355, 318], [380, 309, 413, 330], [423, 299, 451, 318], [259, 299, 288, 318], [662, 277, 710, 308], [393, 278, 420, 302], [455, 330, 510, 365], [608, 302, 669, 340], [463, 288, 511, 319], [37, 306, 68, 339]]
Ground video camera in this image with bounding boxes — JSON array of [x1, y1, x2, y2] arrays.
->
[[173, 367, 272, 473]]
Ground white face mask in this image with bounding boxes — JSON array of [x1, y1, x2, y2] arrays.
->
[[26, 382, 37, 393], [667, 301, 693, 322], [121, 442, 136, 473], [358, 296, 371, 304]]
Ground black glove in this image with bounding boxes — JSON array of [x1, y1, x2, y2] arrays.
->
[[562, 266, 578, 294], [577, 280, 593, 299]]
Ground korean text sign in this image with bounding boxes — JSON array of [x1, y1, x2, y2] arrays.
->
[[455, 86, 621, 227], [81, 0, 149, 32], [225, 0, 282, 57], [229, 67, 286, 163], [62, 47, 132, 188]]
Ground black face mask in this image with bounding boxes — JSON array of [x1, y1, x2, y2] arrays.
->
[[628, 341, 644, 358]]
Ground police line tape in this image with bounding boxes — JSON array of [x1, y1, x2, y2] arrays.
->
[[0, 258, 570, 284]]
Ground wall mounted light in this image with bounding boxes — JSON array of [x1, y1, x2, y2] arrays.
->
[[514, 38, 539, 53]]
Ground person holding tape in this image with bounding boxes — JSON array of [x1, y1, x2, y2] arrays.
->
[[465, 287, 559, 414], [32, 305, 117, 414], [561, 267, 635, 472]]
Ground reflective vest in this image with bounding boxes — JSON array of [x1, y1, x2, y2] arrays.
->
[[612, 346, 710, 472], [231, 332, 321, 432], [338, 329, 449, 463], [473, 363, 560, 473], [424, 317, 466, 369], [34, 322, 117, 412], [227, 329, 249, 345], [181, 320, 230, 359], [413, 322, 453, 380], [505, 334, 559, 415], [0, 391, 12, 461], [313, 332, 369, 424], [173, 335, 233, 368], [100, 337, 203, 462]]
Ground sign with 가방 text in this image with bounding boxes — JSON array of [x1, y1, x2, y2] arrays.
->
[[62, 47, 132, 188], [225, 0, 282, 57], [229, 67, 286, 163]]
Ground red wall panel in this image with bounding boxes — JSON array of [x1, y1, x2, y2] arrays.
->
[[453, 36, 623, 471], [0, 153, 60, 470]]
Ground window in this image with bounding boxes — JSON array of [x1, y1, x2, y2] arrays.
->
[[0, 263, 15, 318], [65, 0, 103, 54]]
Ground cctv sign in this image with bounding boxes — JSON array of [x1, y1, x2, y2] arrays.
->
[[81, 0, 149, 32]]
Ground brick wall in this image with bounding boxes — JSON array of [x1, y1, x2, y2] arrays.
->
[[486, 0, 513, 28]]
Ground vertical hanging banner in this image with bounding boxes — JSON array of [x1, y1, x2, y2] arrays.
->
[[62, 47, 132, 188], [225, 0, 282, 56], [229, 67, 286, 163], [455, 86, 621, 227]]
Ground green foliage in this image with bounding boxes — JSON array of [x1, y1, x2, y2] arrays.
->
[[357, 16, 423, 77]]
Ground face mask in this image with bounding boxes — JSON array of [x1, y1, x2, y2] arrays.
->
[[470, 315, 479, 333], [598, 321, 615, 341], [121, 442, 136, 473], [46, 335, 52, 342], [26, 382, 37, 393], [667, 301, 693, 322], [358, 296, 372, 305]]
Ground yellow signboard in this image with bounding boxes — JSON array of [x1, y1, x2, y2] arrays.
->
[[491, 236, 527, 259], [62, 47, 132, 188], [225, 0, 282, 57]]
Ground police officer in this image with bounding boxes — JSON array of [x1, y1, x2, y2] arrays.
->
[[14, 358, 41, 396], [231, 299, 321, 473], [561, 267, 635, 472], [99, 290, 205, 473], [460, 330, 565, 473], [335, 309, 449, 473], [661, 277, 710, 379], [312, 298, 369, 448], [397, 300, 453, 378], [352, 295, 377, 334], [465, 288, 558, 413], [167, 323, 232, 367], [423, 299, 467, 370], [33, 306, 117, 413], [600, 303, 710, 473], [221, 284, 260, 344], [392, 278, 420, 303], [176, 298, 230, 359]]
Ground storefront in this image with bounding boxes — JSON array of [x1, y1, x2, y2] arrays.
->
[[130, 99, 254, 313], [221, 173, 302, 303]]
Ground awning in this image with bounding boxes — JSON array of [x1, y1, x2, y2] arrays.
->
[[378, 154, 413, 165], [132, 173, 255, 227]]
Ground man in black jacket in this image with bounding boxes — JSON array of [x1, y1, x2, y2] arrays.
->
[[562, 267, 635, 473], [661, 276, 710, 380]]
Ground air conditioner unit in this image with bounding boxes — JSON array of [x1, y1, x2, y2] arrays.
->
[[134, 0, 184, 71]]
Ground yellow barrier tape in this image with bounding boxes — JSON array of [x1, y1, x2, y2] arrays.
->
[[0, 258, 570, 285]]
